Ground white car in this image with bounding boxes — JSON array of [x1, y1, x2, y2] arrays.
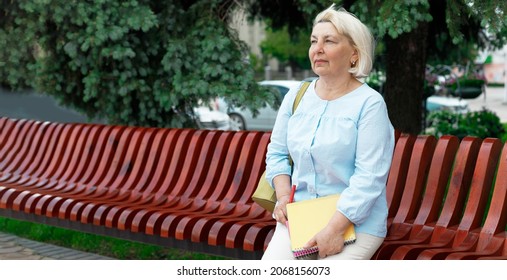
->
[[194, 106, 232, 130], [216, 80, 302, 131], [425, 95, 469, 114]]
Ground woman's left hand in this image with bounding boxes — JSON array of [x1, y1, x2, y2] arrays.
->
[[303, 211, 351, 258], [304, 225, 345, 258]]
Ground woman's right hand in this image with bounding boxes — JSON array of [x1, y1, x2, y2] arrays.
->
[[272, 174, 293, 224], [273, 194, 290, 224]]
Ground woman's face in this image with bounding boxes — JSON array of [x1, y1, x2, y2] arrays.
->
[[309, 22, 357, 78]]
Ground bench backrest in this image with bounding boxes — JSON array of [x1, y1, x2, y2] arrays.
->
[[476, 142, 507, 250], [388, 135, 436, 230], [1, 116, 506, 259]]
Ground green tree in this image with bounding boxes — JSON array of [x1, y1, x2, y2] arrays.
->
[[260, 27, 311, 70], [359, 0, 506, 134], [248, 0, 507, 134], [3, 1, 505, 131], [0, 1, 37, 89], [0, 0, 271, 128]]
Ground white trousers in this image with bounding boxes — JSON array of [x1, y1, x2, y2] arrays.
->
[[262, 222, 384, 260]]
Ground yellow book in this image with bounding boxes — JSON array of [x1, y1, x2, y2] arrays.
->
[[286, 194, 356, 259]]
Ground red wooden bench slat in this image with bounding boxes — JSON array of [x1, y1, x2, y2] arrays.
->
[[80, 127, 157, 224], [191, 132, 270, 247], [116, 129, 228, 232], [14, 124, 88, 213], [67, 126, 147, 220], [8, 123, 69, 187], [56, 126, 128, 219], [477, 235, 507, 260], [0, 119, 38, 172], [0, 121, 53, 183], [0, 122, 64, 205], [140, 131, 248, 236], [85, 129, 211, 226], [0, 117, 18, 147], [7, 123, 71, 189], [155, 132, 262, 240], [36, 124, 103, 216], [3, 122, 73, 189], [112, 129, 202, 230], [134, 130, 227, 233], [1, 121, 47, 176], [0, 118, 17, 158], [0, 118, 29, 168], [6, 124, 111, 217], [96, 128, 173, 226], [0, 121, 52, 210], [390, 137, 502, 259], [418, 141, 507, 259], [387, 135, 437, 229], [373, 135, 459, 259], [444, 142, 507, 259], [386, 133, 416, 223], [112, 129, 193, 230], [37, 124, 88, 188], [242, 218, 276, 251], [176, 132, 261, 242], [41, 125, 110, 217], [98, 128, 173, 227], [371, 134, 438, 260], [221, 134, 275, 250], [0, 117, 8, 139]]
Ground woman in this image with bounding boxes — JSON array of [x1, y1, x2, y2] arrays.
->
[[262, 5, 394, 260]]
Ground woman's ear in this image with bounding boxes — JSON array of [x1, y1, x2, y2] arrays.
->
[[350, 50, 359, 67], [352, 50, 359, 63]]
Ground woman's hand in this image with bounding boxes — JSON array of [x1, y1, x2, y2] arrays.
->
[[273, 194, 290, 224], [303, 211, 351, 258], [272, 174, 292, 225], [304, 225, 345, 258]]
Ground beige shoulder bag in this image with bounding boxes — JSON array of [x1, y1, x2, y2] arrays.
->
[[251, 81, 311, 212]]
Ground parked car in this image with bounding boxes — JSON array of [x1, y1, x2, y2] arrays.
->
[[216, 80, 302, 131], [425, 95, 469, 114], [216, 78, 468, 131], [194, 106, 232, 130]]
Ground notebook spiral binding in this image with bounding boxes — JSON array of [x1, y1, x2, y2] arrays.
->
[[293, 238, 356, 260], [294, 247, 319, 259]]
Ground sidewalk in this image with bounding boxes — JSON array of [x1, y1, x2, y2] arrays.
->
[[466, 86, 507, 122], [0, 87, 103, 124], [0, 232, 113, 260]]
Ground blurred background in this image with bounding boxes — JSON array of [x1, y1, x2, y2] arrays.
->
[[1, 1, 506, 138]]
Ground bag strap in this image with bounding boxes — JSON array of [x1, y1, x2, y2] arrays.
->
[[292, 81, 311, 114], [288, 81, 311, 167]]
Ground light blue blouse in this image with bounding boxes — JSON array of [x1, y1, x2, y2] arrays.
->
[[265, 79, 395, 237]]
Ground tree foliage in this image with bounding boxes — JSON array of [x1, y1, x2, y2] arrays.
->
[[0, 1, 37, 89], [249, 0, 507, 134], [357, 0, 506, 134], [0, 0, 271, 128], [2, 0, 506, 132], [260, 27, 311, 70]]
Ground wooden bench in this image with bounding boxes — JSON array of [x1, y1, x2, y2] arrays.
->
[[0, 116, 506, 260], [0, 117, 274, 259], [375, 133, 507, 259]]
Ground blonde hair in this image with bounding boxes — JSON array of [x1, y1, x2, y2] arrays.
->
[[313, 4, 374, 78]]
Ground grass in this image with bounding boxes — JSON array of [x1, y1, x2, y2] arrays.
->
[[0, 217, 227, 260]]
